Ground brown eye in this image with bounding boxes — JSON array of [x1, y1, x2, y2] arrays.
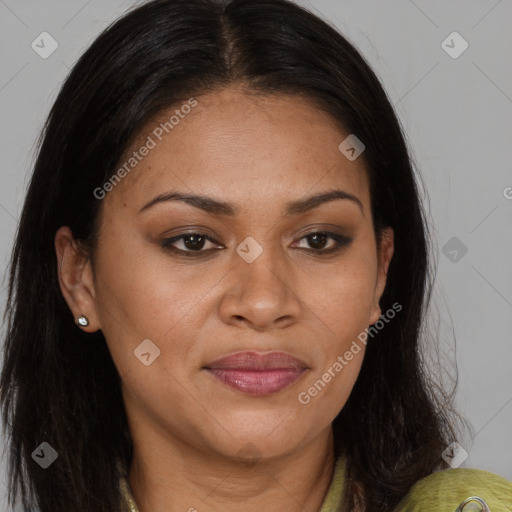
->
[[295, 231, 353, 254], [162, 233, 222, 256]]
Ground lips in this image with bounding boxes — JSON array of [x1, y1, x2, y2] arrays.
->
[[204, 351, 308, 396], [205, 351, 308, 371]]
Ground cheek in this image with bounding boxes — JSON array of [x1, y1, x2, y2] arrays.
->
[[93, 222, 205, 329], [298, 354, 364, 418], [300, 254, 378, 338], [296, 311, 367, 422], [92, 241, 241, 398], [294, 251, 376, 410], [90, 230, 184, 370]]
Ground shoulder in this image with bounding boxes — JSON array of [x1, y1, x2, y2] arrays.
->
[[394, 467, 512, 511]]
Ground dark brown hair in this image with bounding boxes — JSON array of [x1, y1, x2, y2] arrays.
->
[[1, 0, 460, 510]]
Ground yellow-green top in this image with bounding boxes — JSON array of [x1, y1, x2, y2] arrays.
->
[[119, 456, 512, 511]]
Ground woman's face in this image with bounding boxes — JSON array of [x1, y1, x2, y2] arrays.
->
[[57, 85, 393, 462]]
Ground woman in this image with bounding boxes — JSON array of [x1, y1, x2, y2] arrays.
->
[[1, 0, 510, 511]]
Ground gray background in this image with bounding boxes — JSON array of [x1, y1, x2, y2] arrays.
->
[[1, 0, 511, 507]]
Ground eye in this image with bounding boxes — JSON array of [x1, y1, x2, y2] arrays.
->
[[161, 233, 222, 256], [161, 230, 353, 257], [294, 231, 353, 255]]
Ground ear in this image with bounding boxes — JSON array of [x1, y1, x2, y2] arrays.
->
[[369, 227, 394, 325], [54, 226, 100, 332]]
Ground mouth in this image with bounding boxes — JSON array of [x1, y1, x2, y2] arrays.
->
[[203, 351, 308, 396]]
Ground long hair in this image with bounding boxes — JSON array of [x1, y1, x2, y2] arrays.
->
[[1, 0, 460, 510]]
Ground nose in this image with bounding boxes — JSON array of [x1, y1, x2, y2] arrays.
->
[[218, 242, 302, 332]]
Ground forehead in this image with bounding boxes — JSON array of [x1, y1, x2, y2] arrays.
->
[[104, 86, 370, 213]]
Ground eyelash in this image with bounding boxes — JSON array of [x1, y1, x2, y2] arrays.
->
[[161, 231, 353, 257]]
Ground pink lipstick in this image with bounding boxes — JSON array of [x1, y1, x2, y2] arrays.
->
[[204, 351, 308, 396]]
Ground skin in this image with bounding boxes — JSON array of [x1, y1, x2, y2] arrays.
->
[[55, 84, 394, 512]]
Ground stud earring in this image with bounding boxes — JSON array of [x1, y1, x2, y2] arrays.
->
[[77, 315, 89, 327]]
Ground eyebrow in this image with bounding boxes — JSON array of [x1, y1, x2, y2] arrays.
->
[[138, 188, 363, 216]]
